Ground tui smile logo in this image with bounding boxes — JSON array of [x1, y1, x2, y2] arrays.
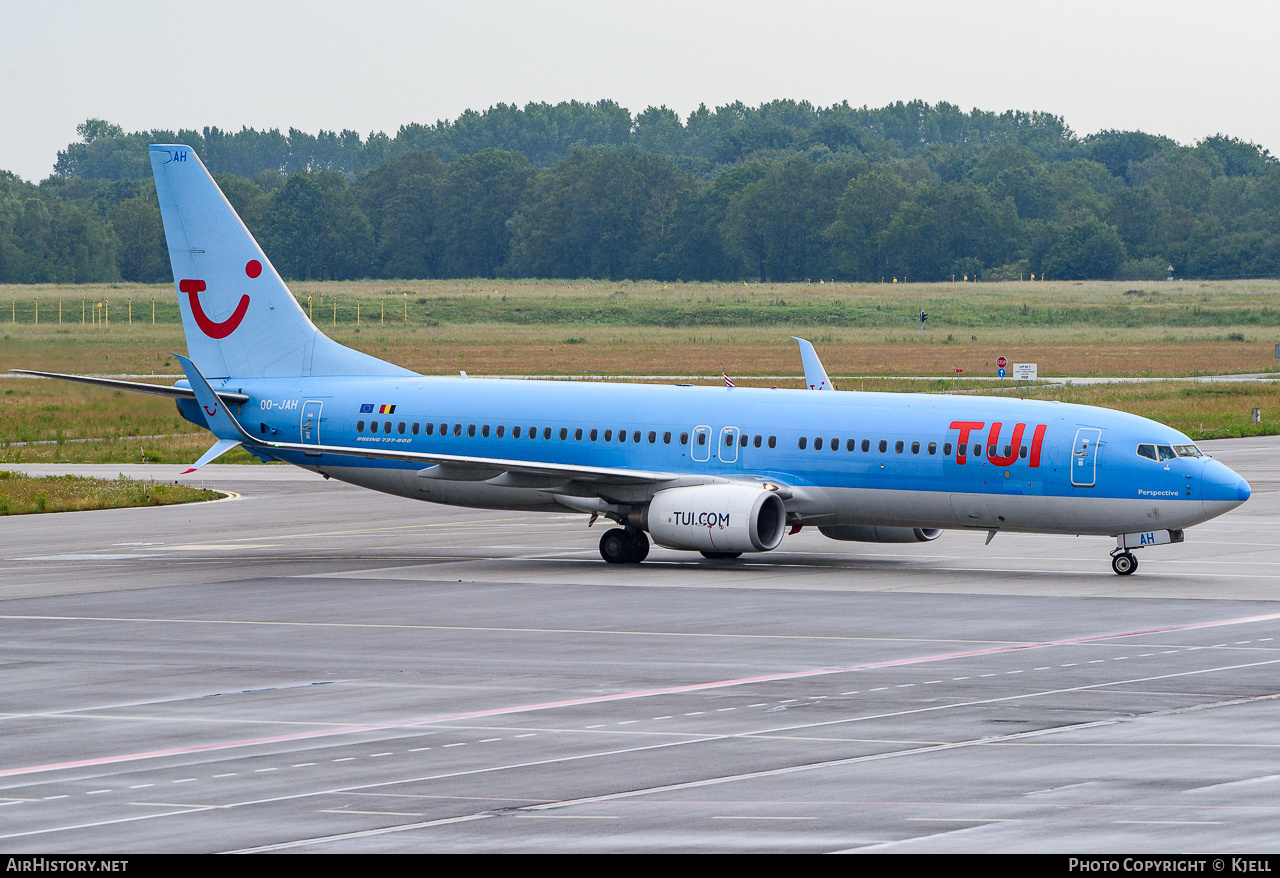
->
[[179, 279, 249, 338], [178, 260, 260, 339]]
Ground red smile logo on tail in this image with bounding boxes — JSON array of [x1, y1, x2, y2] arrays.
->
[[179, 279, 250, 339]]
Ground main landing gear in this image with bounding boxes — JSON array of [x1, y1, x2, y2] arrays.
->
[[600, 528, 649, 564], [1110, 550, 1138, 576]]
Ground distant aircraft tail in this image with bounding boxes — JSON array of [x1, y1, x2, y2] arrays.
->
[[149, 145, 413, 380]]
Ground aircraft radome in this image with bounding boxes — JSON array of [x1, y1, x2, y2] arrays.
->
[[14, 146, 1252, 575]]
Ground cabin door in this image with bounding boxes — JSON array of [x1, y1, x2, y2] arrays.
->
[[691, 425, 712, 462], [301, 400, 323, 445], [1071, 428, 1102, 487], [718, 426, 740, 463]]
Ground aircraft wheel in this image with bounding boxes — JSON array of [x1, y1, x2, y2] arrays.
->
[[1111, 552, 1138, 576], [627, 529, 650, 563], [600, 529, 633, 564], [700, 551, 742, 560]]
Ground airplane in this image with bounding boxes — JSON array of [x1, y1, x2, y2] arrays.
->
[[13, 145, 1252, 576]]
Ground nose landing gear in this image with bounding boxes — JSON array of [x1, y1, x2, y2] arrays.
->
[[1110, 550, 1138, 576]]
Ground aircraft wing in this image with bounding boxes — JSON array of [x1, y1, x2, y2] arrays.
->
[[175, 355, 680, 487], [10, 370, 250, 405], [275, 439, 676, 486]]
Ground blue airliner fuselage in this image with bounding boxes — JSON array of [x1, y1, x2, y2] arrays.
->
[[179, 373, 1248, 543]]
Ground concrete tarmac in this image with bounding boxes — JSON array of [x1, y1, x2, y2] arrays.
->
[[1, 437, 1278, 852]]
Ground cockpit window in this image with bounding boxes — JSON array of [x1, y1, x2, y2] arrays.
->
[[1137, 444, 1157, 461], [1173, 444, 1203, 458], [1157, 445, 1177, 461]]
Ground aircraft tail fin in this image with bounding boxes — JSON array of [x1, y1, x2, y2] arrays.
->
[[149, 145, 414, 380]]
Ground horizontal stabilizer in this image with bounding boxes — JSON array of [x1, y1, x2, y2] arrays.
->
[[9, 370, 249, 405], [176, 355, 251, 443], [183, 438, 243, 474]]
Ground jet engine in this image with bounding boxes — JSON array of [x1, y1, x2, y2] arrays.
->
[[643, 485, 787, 553], [818, 525, 943, 543]]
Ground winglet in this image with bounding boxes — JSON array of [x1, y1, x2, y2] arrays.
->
[[792, 337, 835, 391], [175, 354, 251, 442]]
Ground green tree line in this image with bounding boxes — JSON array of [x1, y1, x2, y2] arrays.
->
[[2, 102, 1278, 284]]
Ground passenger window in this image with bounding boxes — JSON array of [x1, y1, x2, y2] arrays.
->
[[529, 427, 537, 439], [943, 442, 952, 456], [1019, 446, 1027, 459], [452, 423, 461, 436], [513, 426, 522, 438], [633, 431, 641, 443], [768, 436, 776, 448], [425, 422, 434, 436], [438, 423, 446, 435], [740, 434, 748, 447], [481, 425, 489, 438], [1003, 445, 1011, 457], [575, 428, 583, 440], [398, 422, 406, 434], [385, 421, 392, 433], [697, 433, 706, 446], [590, 429, 598, 441], [755, 435, 762, 448], [927, 441, 936, 455], [664, 432, 672, 444], [799, 437, 808, 450], [973, 444, 982, 457], [911, 441, 920, 454], [412, 422, 420, 435], [496, 425, 504, 438], [357, 420, 365, 432], [467, 424, 475, 437], [878, 440, 887, 453], [619, 430, 627, 443], [862, 439, 870, 452], [650, 431, 658, 444], [371, 421, 379, 433], [814, 437, 823, 450], [544, 427, 552, 440], [559, 427, 568, 440], [895, 440, 904, 453], [846, 438, 855, 451], [604, 429, 613, 441], [681, 432, 689, 445]]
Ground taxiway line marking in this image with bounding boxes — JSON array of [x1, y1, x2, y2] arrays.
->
[[2, 611, 1278, 780]]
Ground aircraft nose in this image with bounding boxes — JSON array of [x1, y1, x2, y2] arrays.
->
[[1201, 457, 1250, 516]]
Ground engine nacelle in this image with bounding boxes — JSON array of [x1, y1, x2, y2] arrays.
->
[[819, 525, 943, 543], [644, 485, 787, 553]]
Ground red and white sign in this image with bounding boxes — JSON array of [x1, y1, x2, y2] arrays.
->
[[996, 356, 1007, 369]]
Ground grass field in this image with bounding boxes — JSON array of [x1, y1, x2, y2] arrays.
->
[[0, 470, 223, 515], [2, 278, 1278, 464], [3, 278, 1278, 377]]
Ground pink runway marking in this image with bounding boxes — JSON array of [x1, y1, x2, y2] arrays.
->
[[4, 610, 1278, 779]]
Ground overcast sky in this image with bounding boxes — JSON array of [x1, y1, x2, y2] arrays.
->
[[3, 0, 1277, 182]]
